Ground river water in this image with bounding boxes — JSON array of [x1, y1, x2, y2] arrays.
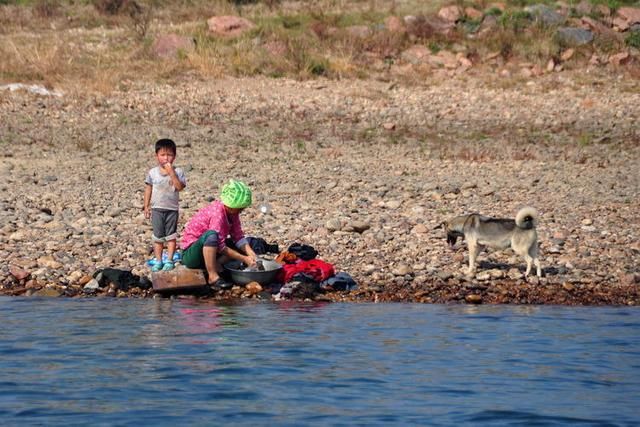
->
[[1, 297, 638, 426]]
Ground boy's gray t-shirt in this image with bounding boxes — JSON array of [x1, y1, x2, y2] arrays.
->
[[145, 166, 186, 211]]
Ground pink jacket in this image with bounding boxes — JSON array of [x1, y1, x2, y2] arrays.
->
[[180, 200, 245, 250]]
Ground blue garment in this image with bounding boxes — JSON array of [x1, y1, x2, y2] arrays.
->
[[320, 272, 358, 291]]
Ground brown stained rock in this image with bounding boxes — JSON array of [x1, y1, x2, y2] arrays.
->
[[207, 16, 255, 38], [245, 281, 263, 295], [465, 294, 483, 304], [152, 34, 195, 59], [33, 288, 61, 297]]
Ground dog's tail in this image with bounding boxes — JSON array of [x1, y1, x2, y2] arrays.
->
[[515, 207, 538, 229]]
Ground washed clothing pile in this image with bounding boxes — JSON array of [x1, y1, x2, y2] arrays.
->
[[274, 243, 358, 297]]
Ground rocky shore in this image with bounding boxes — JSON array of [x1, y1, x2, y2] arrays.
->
[[1, 71, 639, 305]]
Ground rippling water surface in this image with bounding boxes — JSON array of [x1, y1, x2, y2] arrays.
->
[[1, 297, 639, 426]]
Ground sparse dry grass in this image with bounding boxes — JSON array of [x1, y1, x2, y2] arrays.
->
[[1, 0, 639, 92]]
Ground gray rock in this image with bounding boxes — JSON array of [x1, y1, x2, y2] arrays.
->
[[556, 27, 594, 46], [325, 218, 342, 232], [84, 279, 100, 290], [526, 4, 566, 26], [392, 264, 412, 276]]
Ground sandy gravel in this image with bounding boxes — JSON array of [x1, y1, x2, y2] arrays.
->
[[1, 70, 639, 304]]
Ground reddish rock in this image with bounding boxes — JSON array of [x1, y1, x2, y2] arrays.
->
[[152, 34, 195, 59], [617, 7, 640, 25], [580, 16, 616, 35], [400, 44, 431, 64], [411, 224, 428, 234], [612, 17, 630, 31], [438, 5, 462, 23], [78, 275, 93, 286], [457, 53, 473, 69], [465, 7, 484, 20], [207, 16, 255, 37], [10, 265, 30, 281], [609, 51, 631, 66]]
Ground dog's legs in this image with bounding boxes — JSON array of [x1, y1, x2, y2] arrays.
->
[[524, 255, 532, 277], [527, 244, 542, 277], [467, 241, 480, 275], [534, 257, 542, 277]]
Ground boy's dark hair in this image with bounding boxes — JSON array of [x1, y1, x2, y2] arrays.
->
[[155, 138, 176, 154]]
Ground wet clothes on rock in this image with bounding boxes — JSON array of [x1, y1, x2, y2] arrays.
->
[[287, 243, 318, 261], [279, 259, 335, 283], [320, 272, 358, 291], [226, 236, 279, 255]]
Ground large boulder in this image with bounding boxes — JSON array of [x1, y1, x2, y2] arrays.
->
[[207, 15, 255, 37]]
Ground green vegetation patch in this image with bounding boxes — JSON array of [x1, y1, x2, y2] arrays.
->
[[626, 30, 640, 49]]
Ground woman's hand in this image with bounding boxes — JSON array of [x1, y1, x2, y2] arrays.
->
[[244, 255, 257, 268]]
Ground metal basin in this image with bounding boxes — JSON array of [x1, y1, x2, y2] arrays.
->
[[223, 259, 282, 286]]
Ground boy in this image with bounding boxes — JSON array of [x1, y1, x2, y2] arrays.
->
[[144, 138, 187, 272]]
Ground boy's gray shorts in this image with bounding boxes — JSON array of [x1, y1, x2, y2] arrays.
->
[[151, 209, 178, 242]]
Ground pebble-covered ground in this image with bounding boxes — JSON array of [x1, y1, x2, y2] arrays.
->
[[1, 70, 639, 304]]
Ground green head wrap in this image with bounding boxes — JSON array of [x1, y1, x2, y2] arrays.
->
[[220, 179, 252, 209]]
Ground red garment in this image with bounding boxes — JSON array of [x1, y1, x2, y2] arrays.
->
[[279, 259, 335, 283]]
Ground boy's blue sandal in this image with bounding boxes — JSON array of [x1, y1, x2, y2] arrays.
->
[[151, 261, 163, 272], [161, 261, 175, 271]]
